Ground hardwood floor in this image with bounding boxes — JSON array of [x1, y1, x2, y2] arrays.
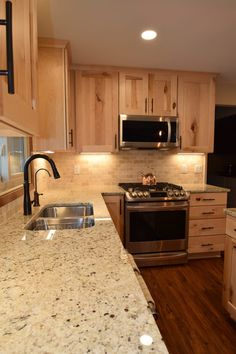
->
[[141, 258, 236, 354]]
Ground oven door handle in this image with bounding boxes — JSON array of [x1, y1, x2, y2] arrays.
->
[[126, 203, 189, 212]]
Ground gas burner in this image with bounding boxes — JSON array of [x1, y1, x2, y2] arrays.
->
[[119, 182, 189, 202]]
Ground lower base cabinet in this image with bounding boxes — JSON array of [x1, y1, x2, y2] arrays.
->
[[223, 215, 236, 321], [188, 192, 227, 257], [102, 194, 124, 244]]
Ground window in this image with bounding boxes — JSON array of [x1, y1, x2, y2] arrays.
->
[[0, 136, 30, 195]]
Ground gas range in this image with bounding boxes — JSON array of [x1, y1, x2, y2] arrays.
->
[[119, 182, 189, 202]]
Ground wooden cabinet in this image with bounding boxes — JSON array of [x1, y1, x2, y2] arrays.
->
[[178, 73, 216, 152], [33, 39, 75, 152], [119, 71, 177, 116], [76, 69, 118, 153], [188, 192, 227, 256], [102, 194, 124, 244], [223, 215, 236, 321], [0, 0, 38, 135]]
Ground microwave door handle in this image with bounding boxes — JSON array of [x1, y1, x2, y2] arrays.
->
[[167, 119, 171, 142]]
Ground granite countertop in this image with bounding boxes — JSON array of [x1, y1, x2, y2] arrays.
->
[[224, 208, 236, 218], [182, 183, 230, 193], [0, 186, 168, 354]]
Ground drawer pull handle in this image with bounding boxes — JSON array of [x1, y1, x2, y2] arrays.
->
[[202, 198, 215, 201], [201, 227, 214, 230], [202, 212, 215, 215], [196, 198, 201, 201], [201, 243, 214, 247]]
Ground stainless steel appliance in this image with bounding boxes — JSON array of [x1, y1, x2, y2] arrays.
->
[[119, 182, 189, 267], [119, 114, 179, 150]]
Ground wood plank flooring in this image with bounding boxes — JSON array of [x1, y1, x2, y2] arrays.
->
[[141, 258, 236, 354]]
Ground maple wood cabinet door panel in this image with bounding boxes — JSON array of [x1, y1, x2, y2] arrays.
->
[[178, 73, 215, 152], [223, 231, 236, 321], [103, 194, 124, 244], [119, 72, 149, 115], [76, 70, 118, 152], [149, 73, 177, 116], [34, 40, 75, 152], [0, 0, 38, 135]]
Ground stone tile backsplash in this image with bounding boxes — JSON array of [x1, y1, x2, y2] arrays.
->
[[0, 151, 205, 222], [34, 151, 206, 190]]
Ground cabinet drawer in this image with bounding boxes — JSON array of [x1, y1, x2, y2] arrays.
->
[[188, 235, 225, 253], [189, 205, 225, 219], [226, 215, 236, 239], [189, 218, 226, 237], [190, 192, 227, 206]]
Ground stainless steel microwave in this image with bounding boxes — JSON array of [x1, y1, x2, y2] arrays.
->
[[119, 114, 179, 150]]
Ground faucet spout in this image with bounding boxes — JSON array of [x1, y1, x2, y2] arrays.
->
[[23, 154, 60, 215]]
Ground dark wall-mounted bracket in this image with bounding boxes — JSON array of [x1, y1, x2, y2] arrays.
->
[[0, 1, 14, 94]]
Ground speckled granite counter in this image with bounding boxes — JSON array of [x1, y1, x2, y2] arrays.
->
[[224, 208, 236, 218], [182, 183, 230, 193], [0, 186, 168, 353]]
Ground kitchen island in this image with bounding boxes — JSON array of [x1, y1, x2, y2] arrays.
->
[[0, 186, 168, 353]]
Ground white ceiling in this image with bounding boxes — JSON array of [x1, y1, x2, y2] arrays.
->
[[37, 0, 236, 83]]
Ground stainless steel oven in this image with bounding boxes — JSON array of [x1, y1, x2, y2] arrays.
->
[[119, 182, 189, 267]]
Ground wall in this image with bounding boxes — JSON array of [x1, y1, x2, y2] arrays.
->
[[216, 82, 236, 106], [34, 151, 206, 191]]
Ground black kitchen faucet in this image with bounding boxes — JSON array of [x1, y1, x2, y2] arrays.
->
[[23, 154, 60, 215]]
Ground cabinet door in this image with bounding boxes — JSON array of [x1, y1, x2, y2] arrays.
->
[[34, 45, 68, 151], [149, 73, 177, 116], [223, 235, 236, 321], [103, 194, 124, 244], [76, 70, 118, 152], [178, 74, 215, 152], [119, 72, 148, 115], [66, 70, 76, 151], [0, 0, 38, 134]]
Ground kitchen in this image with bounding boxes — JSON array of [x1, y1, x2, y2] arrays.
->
[[0, 0, 236, 353]]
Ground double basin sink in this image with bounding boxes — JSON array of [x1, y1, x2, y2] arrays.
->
[[25, 203, 95, 231]]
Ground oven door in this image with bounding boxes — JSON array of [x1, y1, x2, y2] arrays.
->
[[125, 201, 189, 254]]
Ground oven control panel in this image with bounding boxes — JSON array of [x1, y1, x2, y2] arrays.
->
[[126, 188, 189, 201]]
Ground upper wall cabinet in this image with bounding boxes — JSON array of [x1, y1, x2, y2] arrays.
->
[[0, 0, 38, 135], [33, 39, 75, 152], [119, 71, 177, 116], [76, 70, 118, 153], [178, 73, 216, 152]]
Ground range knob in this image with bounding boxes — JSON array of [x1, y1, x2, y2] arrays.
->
[[174, 190, 180, 197], [131, 192, 138, 198], [167, 189, 174, 197], [180, 190, 186, 197], [143, 191, 149, 197], [138, 192, 143, 198]]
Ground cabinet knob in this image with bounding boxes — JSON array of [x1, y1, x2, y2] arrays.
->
[[172, 102, 176, 109]]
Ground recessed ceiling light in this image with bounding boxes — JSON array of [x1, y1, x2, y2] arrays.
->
[[141, 30, 157, 40]]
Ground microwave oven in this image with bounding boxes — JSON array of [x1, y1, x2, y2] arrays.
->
[[119, 114, 179, 150]]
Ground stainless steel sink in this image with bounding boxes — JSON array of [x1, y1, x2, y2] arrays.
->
[[24, 203, 95, 231], [38, 203, 94, 218]]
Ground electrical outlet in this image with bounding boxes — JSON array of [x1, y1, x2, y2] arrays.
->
[[74, 165, 80, 175], [194, 164, 202, 174], [181, 164, 188, 174]]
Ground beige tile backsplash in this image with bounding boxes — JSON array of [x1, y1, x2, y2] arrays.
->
[[34, 151, 206, 190], [0, 151, 206, 222]]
